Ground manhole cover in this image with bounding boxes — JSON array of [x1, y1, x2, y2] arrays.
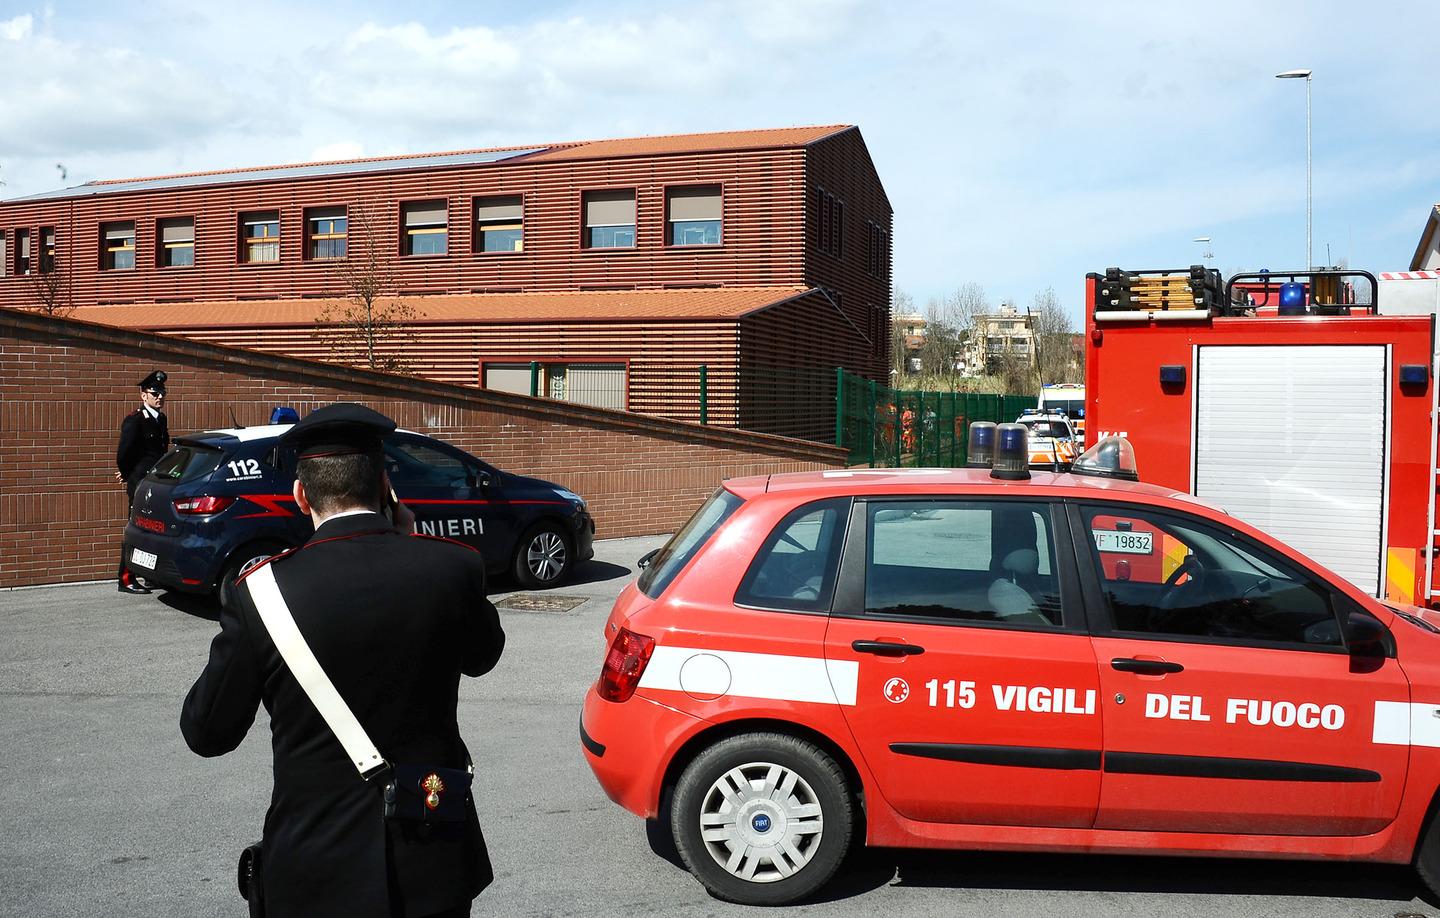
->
[[496, 593, 589, 614]]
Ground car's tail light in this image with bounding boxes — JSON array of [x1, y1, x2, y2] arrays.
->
[[597, 627, 656, 703], [173, 495, 236, 515]]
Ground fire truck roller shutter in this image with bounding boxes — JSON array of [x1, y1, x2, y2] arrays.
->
[[1194, 345, 1387, 596]]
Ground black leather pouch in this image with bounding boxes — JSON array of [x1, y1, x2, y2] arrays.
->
[[383, 764, 472, 823], [237, 842, 264, 917]]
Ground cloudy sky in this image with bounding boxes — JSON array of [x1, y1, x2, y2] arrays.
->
[[1, 0, 1436, 321]]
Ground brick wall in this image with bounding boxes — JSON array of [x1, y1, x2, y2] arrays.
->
[[0, 309, 844, 588]]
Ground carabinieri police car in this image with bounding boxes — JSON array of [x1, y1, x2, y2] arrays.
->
[[122, 423, 594, 604], [581, 428, 1440, 905]]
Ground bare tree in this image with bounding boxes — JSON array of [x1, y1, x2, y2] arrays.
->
[[316, 201, 418, 373], [26, 246, 73, 317], [943, 282, 990, 389], [889, 289, 915, 377], [914, 294, 962, 380], [1028, 286, 1079, 385], [996, 351, 1037, 397]]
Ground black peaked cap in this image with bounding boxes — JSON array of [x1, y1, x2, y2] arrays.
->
[[280, 403, 397, 459], [139, 370, 167, 392]]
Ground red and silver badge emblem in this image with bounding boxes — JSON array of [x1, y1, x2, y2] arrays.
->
[[883, 677, 909, 704]]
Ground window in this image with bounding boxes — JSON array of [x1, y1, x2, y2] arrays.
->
[[865, 499, 1062, 627], [483, 361, 625, 409], [101, 222, 135, 270], [0, 231, 6, 277], [382, 437, 476, 488], [736, 498, 849, 611], [583, 189, 636, 249], [306, 206, 347, 260], [16, 228, 30, 275], [638, 488, 745, 599], [475, 195, 523, 253], [158, 218, 194, 267], [149, 444, 225, 484], [40, 227, 55, 273], [402, 200, 448, 256], [865, 221, 889, 278], [1081, 505, 1343, 648], [240, 211, 280, 263], [1022, 420, 1072, 440], [815, 186, 843, 258], [666, 185, 721, 246]]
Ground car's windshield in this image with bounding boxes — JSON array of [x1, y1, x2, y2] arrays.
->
[[1022, 421, 1072, 439], [150, 444, 225, 483], [1042, 398, 1084, 417], [638, 488, 744, 599]]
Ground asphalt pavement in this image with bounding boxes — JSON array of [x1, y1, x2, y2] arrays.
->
[[1, 535, 1436, 917]]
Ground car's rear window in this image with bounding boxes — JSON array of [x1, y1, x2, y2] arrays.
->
[[149, 444, 225, 484], [638, 488, 745, 599]]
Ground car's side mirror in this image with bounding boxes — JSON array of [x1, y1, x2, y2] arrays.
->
[[638, 548, 660, 569], [469, 470, 492, 490], [1344, 609, 1394, 658]]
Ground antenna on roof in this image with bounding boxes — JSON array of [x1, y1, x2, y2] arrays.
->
[[229, 406, 243, 429]]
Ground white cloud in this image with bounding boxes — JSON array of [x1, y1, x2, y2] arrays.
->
[[307, 141, 367, 162], [1, 13, 33, 40], [0, 12, 239, 160], [0, 0, 1436, 316]]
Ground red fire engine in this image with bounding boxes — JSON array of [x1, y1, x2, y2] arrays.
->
[[1085, 266, 1440, 608]]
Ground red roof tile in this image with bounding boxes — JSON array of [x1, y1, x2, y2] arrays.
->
[[70, 286, 815, 329]]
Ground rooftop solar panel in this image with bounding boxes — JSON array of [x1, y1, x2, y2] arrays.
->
[[4, 147, 549, 203]]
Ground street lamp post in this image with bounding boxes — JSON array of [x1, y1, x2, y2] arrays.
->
[[1276, 68, 1313, 269], [1193, 235, 1214, 267]]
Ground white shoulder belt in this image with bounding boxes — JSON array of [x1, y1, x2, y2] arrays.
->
[[245, 563, 388, 780]]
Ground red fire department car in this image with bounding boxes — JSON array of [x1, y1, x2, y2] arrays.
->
[[581, 436, 1440, 905]]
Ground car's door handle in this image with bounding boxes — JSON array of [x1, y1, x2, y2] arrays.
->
[[1110, 657, 1184, 675], [852, 640, 925, 657]]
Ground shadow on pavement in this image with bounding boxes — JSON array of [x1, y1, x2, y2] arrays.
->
[[485, 559, 635, 596], [869, 849, 1422, 903], [157, 590, 220, 622], [565, 560, 635, 587]]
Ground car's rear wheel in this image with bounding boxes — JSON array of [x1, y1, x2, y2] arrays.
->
[[670, 733, 854, 905], [218, 541, 289, 608], [1415, 801, 1440, 902], [512, 521, 571, 589]]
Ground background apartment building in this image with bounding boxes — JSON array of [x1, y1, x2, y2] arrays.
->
[[967, 304, 1035, 374], [0, 125, 892, 441]]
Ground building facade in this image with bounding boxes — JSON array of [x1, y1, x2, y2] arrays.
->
[[966, 304, 1035, 374], [0, 125, 892, 441]]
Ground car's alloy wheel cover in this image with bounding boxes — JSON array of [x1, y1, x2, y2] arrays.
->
[[697, 761, 824, 883], [527, 531, 566, 581]]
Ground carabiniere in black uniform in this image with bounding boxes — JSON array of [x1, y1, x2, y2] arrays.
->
[[116, 370, 169, 592], [180, 404, 506, 918]]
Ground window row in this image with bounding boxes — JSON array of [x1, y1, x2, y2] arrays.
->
[[0, 227, 54, 277], [0, 184, 728, 277]]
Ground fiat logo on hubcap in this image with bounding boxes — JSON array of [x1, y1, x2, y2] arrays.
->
[[751, 813, 772, 833]]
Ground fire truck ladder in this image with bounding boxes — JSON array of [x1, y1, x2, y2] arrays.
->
[[1093, 265, 1224, 322]]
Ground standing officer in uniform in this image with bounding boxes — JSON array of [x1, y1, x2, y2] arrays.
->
[[115, 369, 170, 593], [180, 403, 505, 918]]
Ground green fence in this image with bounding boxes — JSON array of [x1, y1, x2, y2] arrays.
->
[[836, 369, 1037, 467]]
